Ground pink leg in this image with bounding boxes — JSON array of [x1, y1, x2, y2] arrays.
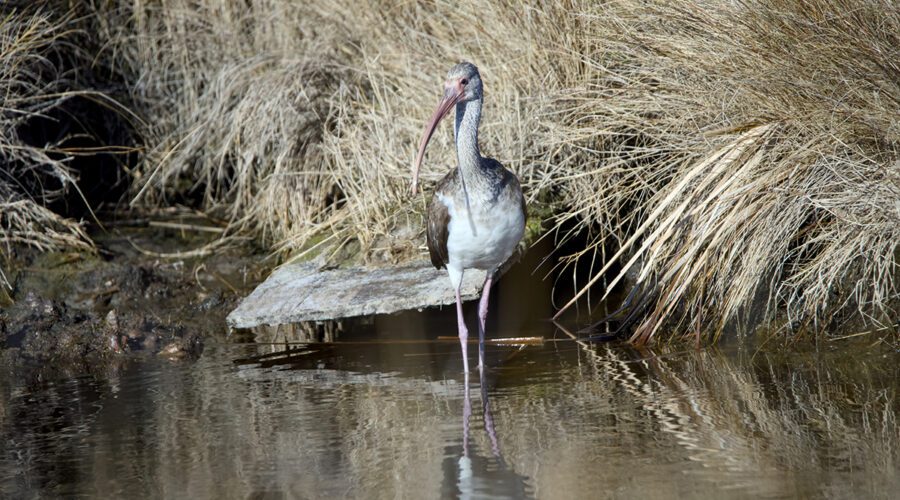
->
[[456, 285, 470, 374], [477, 273, 493, 371]]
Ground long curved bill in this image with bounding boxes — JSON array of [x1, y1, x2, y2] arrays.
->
[[411, 84, 463, 196]]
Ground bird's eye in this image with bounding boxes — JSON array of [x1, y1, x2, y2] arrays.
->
[[460, 78, 469, 85]]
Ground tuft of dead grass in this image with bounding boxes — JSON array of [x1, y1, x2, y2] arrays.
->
[[549, 0, 900, 342], [90, 1, 348, 255], [90, 0, 898, 341]]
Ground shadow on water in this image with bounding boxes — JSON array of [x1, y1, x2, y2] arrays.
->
[[1, 239, 899, 498]]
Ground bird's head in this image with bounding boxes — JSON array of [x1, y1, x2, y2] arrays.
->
[[445, 62, 483, 103], [411, 62, 482, 195]]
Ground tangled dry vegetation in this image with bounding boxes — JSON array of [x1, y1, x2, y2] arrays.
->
[[3, 0, 898, 342], [0, 9, 95, 287], [549, 0, 900, 343]]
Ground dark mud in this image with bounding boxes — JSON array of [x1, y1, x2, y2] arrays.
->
[[0, 224, 265, 380]]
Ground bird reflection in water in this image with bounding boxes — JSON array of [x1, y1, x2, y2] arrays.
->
[[450, 366, 529, 499], [460, 368, 500, 462]]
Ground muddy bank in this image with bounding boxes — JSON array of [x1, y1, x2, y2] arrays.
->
[[0, 224, 265, 380]]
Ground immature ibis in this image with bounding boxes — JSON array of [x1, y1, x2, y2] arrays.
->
[[412, 62, 526, 373]]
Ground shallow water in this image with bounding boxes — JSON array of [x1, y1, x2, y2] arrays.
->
[[2, 299, 898, 500]]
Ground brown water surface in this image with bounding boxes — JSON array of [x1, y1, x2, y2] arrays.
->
[[2, 300, 897, 499]]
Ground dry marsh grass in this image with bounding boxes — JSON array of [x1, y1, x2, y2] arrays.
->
[[548, 0, 900, 342], [4, 0, 897, 342], [96, 0, 563, 260], [0, 8, 95, 287]]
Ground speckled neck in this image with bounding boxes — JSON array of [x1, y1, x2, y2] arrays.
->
[[454, 98, 485, 195]]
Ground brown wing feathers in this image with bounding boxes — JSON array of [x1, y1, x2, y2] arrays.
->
[[426, 171, 455, 269]]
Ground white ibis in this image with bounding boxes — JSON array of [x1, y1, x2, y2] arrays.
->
[[412, 62, 526, 373]]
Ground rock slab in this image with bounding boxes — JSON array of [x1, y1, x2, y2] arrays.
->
[[226, 261, 485, 329]]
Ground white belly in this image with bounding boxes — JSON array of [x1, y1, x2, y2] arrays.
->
[[440, 193, 525, 273]]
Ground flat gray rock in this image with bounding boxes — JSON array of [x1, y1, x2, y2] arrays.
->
[[227, 260, 485, 329]]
